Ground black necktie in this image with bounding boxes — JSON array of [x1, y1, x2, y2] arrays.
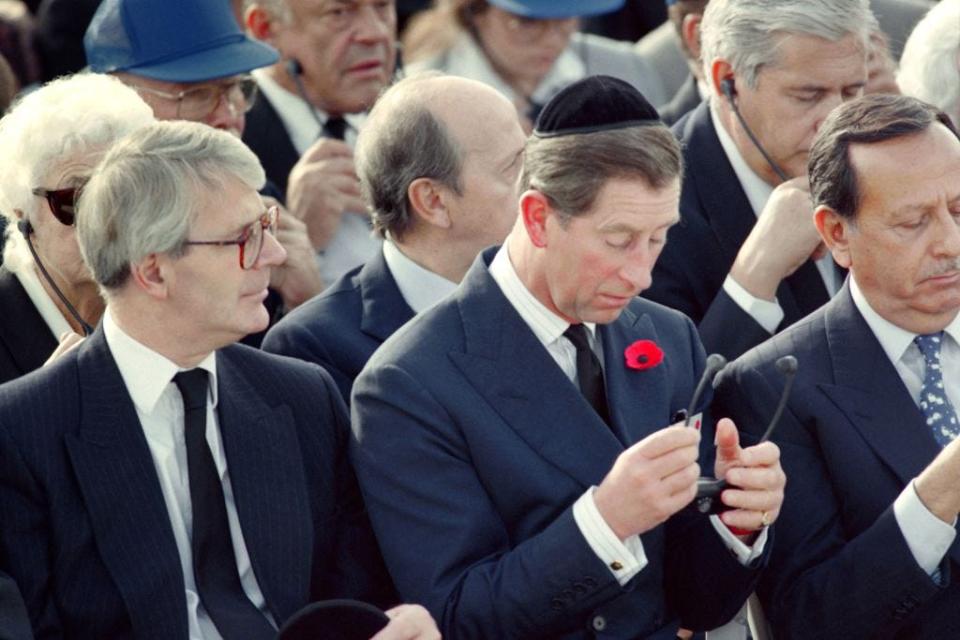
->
[[322, 116, 348, 141], [173, 370, 274, 639], [563, 325, 611, 425]]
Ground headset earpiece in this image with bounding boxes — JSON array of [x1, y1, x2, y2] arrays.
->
[[17, 219, 31, 238], [721, 78, 736, 100]]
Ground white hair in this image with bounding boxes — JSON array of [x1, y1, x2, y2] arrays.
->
[[0, 72, 154, 270], [700, 0, 877, 90], [77, 120, 266, 291], [898, 0, 960, 129]]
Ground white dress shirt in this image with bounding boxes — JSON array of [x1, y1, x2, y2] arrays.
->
[[710, 102, 840, 334], [849, 276, 960, 575], [488, 247, 766, 587], [252, 69, 380, 285], [103, 310, 274, 639], [13, 262, 72, 341], [381, 240, 457, 314]]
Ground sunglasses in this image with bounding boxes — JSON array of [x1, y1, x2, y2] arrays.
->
[[32, 186, 80, 226]]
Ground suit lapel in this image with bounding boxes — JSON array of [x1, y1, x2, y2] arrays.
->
[[0, 268, 58, 376], [358, 250, 415, 343], [448, 253, 622, 490], [818, 288, 939, 487], [215, 349, 312, 624], [64, 329, 187, 640]]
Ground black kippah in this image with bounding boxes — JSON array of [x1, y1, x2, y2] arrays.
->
[[533, 75, 662, 138]]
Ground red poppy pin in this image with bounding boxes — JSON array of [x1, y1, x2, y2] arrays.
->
[[624, 340, 664, 371]]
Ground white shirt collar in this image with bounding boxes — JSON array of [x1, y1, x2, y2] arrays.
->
[[442, 32, 586, 107], [103, 308, 218, 415], [488, 244, 596, 348], [13, 264, 72, 340], [381, 240, 458, 314], [252, 68, 366, 155], [709, 100, 774, 217], [850, 275, 960, 364]]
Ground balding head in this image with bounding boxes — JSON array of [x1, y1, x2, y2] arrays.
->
[[357, 73, 523, 242]]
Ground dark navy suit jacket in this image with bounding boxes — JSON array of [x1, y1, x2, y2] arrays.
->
[[0, 571, 31, 640], [0, 268, 58, 385], [263, 249, 414, 405], [351, 249, 766, 639], [243, 92, 300, 199], [0, 328, 392, 639], [715, 284, 960, 639], [644, 101, 832, 361]]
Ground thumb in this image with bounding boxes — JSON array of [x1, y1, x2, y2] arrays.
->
[[715, 418, 741, 462]]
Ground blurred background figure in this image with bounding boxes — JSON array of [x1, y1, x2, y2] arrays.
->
[[402, 0, 667, 130], [657, 0, 707, 125], [898, 0, 960, 128], [0, 72, 154, 384]]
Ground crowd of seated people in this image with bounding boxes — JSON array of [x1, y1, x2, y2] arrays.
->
[[0, 1, 956, 639]]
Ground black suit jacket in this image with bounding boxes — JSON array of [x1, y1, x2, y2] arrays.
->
[[644, 101, 831, 360], [0, 571, 31, 640], [243, 92, 300, 198], [0, 267, 58, 385], [263, 249, 414, 404], [0, 328, 392, 639], [715, 284, 960, 639]]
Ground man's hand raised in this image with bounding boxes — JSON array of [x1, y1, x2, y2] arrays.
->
[[370, 604, 441, 640]]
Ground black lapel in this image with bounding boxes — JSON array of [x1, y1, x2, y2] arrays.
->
[[64, 329, 188, 640], [0, 268, 58, 377], [358, 250, 415, 343], [214, 347, 313, 624], [241, 93, 300, 197], [448, 251, 623, 490]]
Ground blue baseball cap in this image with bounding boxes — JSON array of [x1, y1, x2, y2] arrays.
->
[[84, 0, 280, 82], [488, 0, 626, 19]]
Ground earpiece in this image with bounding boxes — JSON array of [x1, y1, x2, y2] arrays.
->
[[17, 219, 31, 238], [720, 78, 736, 100], [285, 58, 303, 78]]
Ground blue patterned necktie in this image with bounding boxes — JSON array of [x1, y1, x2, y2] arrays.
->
[[914, 332, 959, 447]]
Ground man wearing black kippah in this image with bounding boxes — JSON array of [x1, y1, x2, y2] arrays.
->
[[351, 76, 786, 639]]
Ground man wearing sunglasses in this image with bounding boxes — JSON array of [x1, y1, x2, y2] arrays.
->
[[0, 120, 438, 640], [85, 0, 326, 340]]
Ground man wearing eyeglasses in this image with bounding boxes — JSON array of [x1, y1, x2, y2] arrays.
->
[[84, 0, 326, 336], [0, 120, 439, 639]]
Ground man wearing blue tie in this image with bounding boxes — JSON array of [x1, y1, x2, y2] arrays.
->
[[351, 76, 786, 639], [715, 94, 960, 638]]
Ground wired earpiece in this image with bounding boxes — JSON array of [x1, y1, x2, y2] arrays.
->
[[719, 76, 789, 183]]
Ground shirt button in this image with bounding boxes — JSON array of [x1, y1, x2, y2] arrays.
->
[[592, 615, 607, 631], [609, 560, 623, 571]]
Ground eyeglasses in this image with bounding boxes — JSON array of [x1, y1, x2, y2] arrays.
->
[[503, 15, 579, 41], [32, 186, 80, 226], [183, 205, 280, 270], [131, 75, 258, 121]]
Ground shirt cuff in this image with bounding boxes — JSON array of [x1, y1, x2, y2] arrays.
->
[[894, 480, 957, 576], [722, 275, 784, 334], [710, 515, 769, 566], [573, 488, 648, 586]]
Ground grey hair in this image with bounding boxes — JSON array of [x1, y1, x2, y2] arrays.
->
[[76, 120, 266, 291], [0, 72, 155, 270], [521, 125, 683, 222], [244, 0, 292, 24], [355, 72, 463, 240], [700, 0, 877, 90], [898, 0, 960, 130]]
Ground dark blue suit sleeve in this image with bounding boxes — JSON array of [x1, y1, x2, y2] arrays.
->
[[351, 363, 626, 639]]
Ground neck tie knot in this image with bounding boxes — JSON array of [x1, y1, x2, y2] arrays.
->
[[323, 116, 348, 141], [173, 369, 208, 411], [563, 323, 591, 351], [914, 332, 945, 363]]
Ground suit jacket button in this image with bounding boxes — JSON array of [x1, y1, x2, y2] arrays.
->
[[609, 561, 623, 571], [592, 615, 607, 631]]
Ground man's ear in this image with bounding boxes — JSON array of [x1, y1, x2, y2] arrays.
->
[[681, 12, 703, 61], [129, 253, 170, 300], [710, 58, 735, 99], [519, 190, 552, 248], [814, 205, 853, 269], [407, 177, 451, 230], [245, 4, 274, 42]]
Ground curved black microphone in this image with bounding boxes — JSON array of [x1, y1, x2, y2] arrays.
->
[[684, 353, 727, 426], [758, 355, 799, 443], [18, 219, 94, 336], [721, 78, 789, 183]]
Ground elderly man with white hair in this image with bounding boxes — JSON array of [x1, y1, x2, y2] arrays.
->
[[0, 72, 155, 385], [898, 0, 960, 129]]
